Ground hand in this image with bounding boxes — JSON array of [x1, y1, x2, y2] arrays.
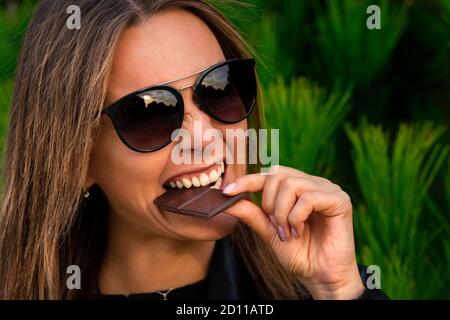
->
[[222, 165, 365, 299]]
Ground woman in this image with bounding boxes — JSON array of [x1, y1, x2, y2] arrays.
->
[[0, 0, 386, 300]]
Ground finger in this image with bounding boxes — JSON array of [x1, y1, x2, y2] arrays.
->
[[266, 165, 305, 178], [223, 199, 277, 244], [266, 165, 342, 191], [257, 166, 301, 214], [290, 222, 304, 239], [272, 177, 321, 237], [223, 167, 338, 197], [278, 166, 342, 192], [272, 181, 297, 239], [260, 173, 281, 215], [222, 173, 266, 195], [288, 191, 352, 236], [225, 167, 317, 210]]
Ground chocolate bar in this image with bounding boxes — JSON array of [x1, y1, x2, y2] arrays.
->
[[154, 186, 246, 219]]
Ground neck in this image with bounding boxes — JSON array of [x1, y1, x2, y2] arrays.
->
[[98, 212, 215, 295]]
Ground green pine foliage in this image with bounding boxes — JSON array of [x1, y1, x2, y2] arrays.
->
[[0, 79, 13, 156], [313, 0, 408, 88], [345, 121, 449, 298], [0, 1, 37, 80], [263, 77, 352, 176]]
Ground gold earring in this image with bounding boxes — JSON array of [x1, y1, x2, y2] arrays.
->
[[82, 188, 90, 199]]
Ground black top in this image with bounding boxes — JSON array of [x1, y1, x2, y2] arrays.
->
[[101, 276, 210, 300], [100, 235, 388, 300]]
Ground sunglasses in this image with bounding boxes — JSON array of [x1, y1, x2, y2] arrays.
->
[[101, 58, 257, 153]]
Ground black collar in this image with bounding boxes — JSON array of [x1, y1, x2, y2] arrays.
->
[[206, 235, 260, 299]]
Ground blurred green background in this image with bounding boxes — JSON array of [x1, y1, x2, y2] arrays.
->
[[0, 0, 449, 299]]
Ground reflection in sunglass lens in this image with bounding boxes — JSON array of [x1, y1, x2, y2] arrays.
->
[[199, 60, 256, 123], [115, 89, 182, 151]]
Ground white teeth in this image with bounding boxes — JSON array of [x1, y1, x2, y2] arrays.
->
[[167, 163, 225, 189], [209, 169, 219, 183], [211, 176, 222, 189], [182, 178, 192, 188], [199, 173, 210, 186], [192, 176, 200, 187]]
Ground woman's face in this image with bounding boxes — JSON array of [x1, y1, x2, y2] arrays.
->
[[86, 9, 247, 240]]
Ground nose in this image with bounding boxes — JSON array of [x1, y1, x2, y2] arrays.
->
[[177, 88, 221, 161]]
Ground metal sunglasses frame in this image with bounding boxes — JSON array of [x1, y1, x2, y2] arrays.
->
[[100, 58, 256, 153]]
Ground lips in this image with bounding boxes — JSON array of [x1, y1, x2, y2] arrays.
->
[[164, 162, 225, 190]]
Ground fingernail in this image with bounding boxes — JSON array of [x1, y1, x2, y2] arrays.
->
[[222, 182, 237, 194], [269, 215, 278, 227], [277, 226, 287, 242], [291, 227, 298, 239]]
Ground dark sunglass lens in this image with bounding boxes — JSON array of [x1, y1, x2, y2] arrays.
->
[[115, 89, 182, 151], [199, 60, 256, 123]]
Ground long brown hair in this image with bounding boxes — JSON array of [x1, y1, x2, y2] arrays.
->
[[0, 0, 306, 299]]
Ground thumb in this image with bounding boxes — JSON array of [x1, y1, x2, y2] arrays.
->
[[223, 198, 276, 243], [221, 173, 266, 195]]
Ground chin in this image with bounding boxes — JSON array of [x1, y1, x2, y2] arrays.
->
[[166, 210, 240, 241]]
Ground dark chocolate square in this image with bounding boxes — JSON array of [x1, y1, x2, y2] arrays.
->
[[154, 186, 246, 219]]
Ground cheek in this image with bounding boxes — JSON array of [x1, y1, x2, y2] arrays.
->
[[217, 120, 248, 175], [89, 121, 169, 214]]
